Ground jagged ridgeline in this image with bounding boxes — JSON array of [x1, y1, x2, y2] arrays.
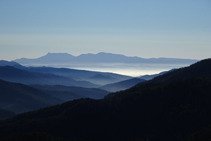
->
[[0, 59, 211, 141]]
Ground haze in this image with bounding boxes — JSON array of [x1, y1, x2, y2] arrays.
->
[[0, 0, 211, 61]]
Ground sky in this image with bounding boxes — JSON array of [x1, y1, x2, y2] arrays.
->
[[0, 0, 211, 61]]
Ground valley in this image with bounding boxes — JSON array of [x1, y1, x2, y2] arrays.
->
[[0, 57, 211, 141]]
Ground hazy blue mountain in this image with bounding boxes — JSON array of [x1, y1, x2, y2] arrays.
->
[[15, 52, 75, 64], [0, 66, 99, 88], [86, 73, 118, 85], [26, 66, 94, 80], [0, 60, 131, 86], [0, 60, 21, 67], [0, 60, 26, 70], [14, 52, 198, 64], [35, 52, 75, 62], [0, 79, 63, 114], [88, 73, 116, 80], [31, 84, 109, 100], [24, 66, 131, 85], [100, 78, 146, 92], [0, 66, 46, 84], [76, 52, 128, 63]]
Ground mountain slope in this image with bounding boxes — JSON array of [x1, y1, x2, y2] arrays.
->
[[14, 52, 75, 63], [0, 60, 22, 67], [0, 66, 45, 84], [31, 85, 109, 100], [25, 66, 131, 85], [86, 73, 118, 85], [1, 78, 211, 141], [100, 78, 146, 92], [0, 60, 131, 86], [149, 58, 211, 83], [0, 66, 99, 88], [0, 79, 63, 114], [139, 69, 175, 80], [0, 59, 210, 141]]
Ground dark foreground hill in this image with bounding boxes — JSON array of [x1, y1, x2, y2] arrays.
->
[[150, 58, 211, 83], [139, 69, 175, 80], [0, 59, 211, 141], [0, 109, 16, 120], [1, 77, 211, 141]]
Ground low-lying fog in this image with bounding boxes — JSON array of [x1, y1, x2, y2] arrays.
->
[[21, 63, 191, 77]]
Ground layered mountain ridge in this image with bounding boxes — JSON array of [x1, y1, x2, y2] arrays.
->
[[0, 58, 211, 141]]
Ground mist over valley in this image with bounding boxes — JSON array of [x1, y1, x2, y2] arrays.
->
[[14, 52, 197, 76]]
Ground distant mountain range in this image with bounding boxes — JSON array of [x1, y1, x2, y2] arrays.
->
[[14, 52, 198, 65], [1, 58, 211, 141]]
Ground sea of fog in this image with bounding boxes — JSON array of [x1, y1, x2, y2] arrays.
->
[[23, 63, 192, 77]]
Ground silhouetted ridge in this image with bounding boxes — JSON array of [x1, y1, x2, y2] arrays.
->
[[14, 52, 198, 64], [140, 69, 175, 80], [0, 60, 22, 67], [37, 52, 75, 62], [149, 58, 211, 83]]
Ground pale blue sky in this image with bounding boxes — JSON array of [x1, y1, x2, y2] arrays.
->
[[0, 0, 211, 60]]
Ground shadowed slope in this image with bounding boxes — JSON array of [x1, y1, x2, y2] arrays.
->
[[0, 79, 63, 114], [31, 84, 109, 100], [0, 109, 16, 119], [150, 58, 211, 83]]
